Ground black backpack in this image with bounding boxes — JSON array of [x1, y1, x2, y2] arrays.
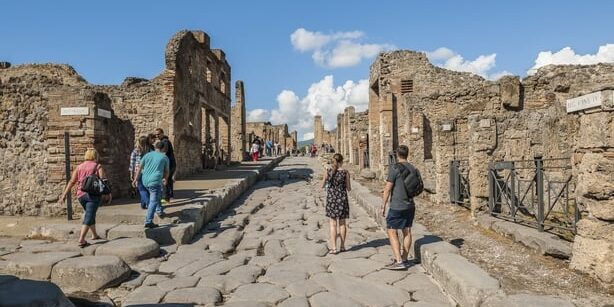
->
[[81, 164, 111, 196], [396, 162, 424, 198]]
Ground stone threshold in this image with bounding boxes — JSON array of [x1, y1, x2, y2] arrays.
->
[[348, 178, 575, 307]]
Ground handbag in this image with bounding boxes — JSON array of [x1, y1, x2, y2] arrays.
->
[[81, 164, 112, 195]]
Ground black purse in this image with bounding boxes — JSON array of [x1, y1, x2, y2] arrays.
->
[[81, 164, 112, 195]]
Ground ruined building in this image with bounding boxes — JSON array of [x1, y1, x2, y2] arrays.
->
[[313, 115, 336, 148], [245, 122, 297, 154], [331, 50, 613, 290], [0, 30, 249, 217]]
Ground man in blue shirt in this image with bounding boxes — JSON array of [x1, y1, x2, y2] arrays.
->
[[133, 141, 169, 228]]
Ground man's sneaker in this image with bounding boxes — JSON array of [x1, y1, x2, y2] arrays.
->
[[144, 223, 159, 229], [158, 212, 166, 219], [402, 259, 414, 268], [384, 260, 407, 270]]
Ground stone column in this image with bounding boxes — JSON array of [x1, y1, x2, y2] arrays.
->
[[219, 116, 230, 164], [368, 82, 381, 178], [570, 89, 614, 292], [230, 80, 246, 162], [434, 120, 456, 205], [467, 116, 497, 216], [314, 115, 323, 146], [379, 93, 394, 177]]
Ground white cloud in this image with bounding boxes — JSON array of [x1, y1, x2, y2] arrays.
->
[[246, 109, 270, 122], [249, 75, 368, 141], [291, 28, 394, 68], [426, 47, 511, 80], [528, 44, 614, 74]]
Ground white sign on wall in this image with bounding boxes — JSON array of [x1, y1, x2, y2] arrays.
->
[[566, 91, 602, 113], [411, 127, 420, 133], [442, 123, 453, 131], [60, 107, 89, 116], [98, 108, 112, 119]]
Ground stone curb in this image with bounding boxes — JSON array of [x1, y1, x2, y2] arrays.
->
[[348, 179, 575, 307], [475, 215, 572, 259]]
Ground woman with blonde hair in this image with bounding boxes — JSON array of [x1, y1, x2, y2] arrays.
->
[[321, 153, 352, 254], [60, 148, 107, 247]]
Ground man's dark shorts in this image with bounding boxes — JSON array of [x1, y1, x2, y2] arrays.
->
[[386, 206, 415, 229]]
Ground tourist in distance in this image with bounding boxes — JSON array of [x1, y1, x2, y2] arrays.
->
[[155, 128, 176, 204], [322, 153, 352, 254], [381, 145, 423, 270], [59, 149, 106, 247], [129, 135, 152, 209], [251, 139, 260, 161], [133, 141, 169, 229]]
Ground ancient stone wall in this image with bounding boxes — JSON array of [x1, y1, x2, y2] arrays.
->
[[246, 121, 292, 151], [357, 50, 614, 289], [0, 30, 237, 216]]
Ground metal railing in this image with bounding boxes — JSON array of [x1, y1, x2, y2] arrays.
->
[[488, 157, 579, 237]]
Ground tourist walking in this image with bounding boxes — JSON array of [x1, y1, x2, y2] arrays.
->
[[133, 141, 170, 228], [321, 153, 351, 254], [59, 149, 107, 247], [380, 145, 423, 270], [155, 128, 176, 203], [251, 140, 260, 161], [129, 136, 152, 209]]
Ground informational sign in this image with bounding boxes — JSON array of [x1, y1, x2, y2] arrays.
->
[[98, 108, 112, 119], [411, 127, 420, 133], [442, 123, 453, 131], [479, 119, 491, 128], [566, 91, 602, 113], [60, 107, 89, 116]]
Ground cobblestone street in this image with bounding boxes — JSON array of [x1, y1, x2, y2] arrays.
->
[[119, 157, 453, 306]]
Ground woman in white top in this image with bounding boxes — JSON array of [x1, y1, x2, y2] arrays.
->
[[251, 140, 260, 161]]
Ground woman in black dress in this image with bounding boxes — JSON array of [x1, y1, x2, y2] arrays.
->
[[321, 153, 352, 254]]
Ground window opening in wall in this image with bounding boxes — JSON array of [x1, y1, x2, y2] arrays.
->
[[220, 72, 226, 94], [206, 59, 212, 83], [401, 79, 414, 94]]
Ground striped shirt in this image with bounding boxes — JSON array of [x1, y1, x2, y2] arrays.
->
[[129, 147, 141, 176]]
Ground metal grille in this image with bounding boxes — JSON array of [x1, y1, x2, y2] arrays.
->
[[449, 160, 470, 207], [400, 79, 413, 94], [488, 157, 578, 238]]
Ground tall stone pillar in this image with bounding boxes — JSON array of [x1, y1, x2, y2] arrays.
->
[[434, 119, 456, 205], [219, 116, 230, 164], [379, 93, 395, 177], [231, 80, 246, 162], [337, 113, 344, 154], [467, 116, 496, 216], [368, 81, 381, 178], [314, 115, 323, 146], [570, 89, 614, 292]]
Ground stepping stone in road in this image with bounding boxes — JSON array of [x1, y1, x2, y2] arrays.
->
[[122, 285, 166, 306], [51, 255, 131, 292], [3, 251, 81, 280], [0, 277, 75, 307], [95, 238, 159, 264]]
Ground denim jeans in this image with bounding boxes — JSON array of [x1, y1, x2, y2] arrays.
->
[[145, 184, 164, 224], [164, 167, 176, 201], [78, 194, 101, 226], [137, 177, 149, 209]]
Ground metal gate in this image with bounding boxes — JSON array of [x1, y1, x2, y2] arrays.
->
[[449, 160, 470, 206], [488, 157, 579, 236]]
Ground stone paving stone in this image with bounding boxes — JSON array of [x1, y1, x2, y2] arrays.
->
[[142, 274, 170, 286], [263, 239, 288, 260], [3, 251, 81, 280], [131, 258, 162, 273], [158, 248, 204, 273], [309, 291, 365, 307], [51, 255, 131, 292], [394, 273, 440, 292], [222, 301, 269, 307], [328, 257, 382, 277], [258, 266, 309, 286], [271, 255, 331, 275], [336, 246, 378, 259], [284, 238, 328, 257], [19, 242, 84, 254], [312, 272, 411, 307], [236, 236, 262, 251], [229, 283, 290, 305], [122, 286, 166, 305], [279, 296, 310, 307], [482, 294, 576, 307], [285, 279, 327, 297], [174, 251, 224, 276], [194, 254, 247, 277], [249, 255, 280, 268], [95, 237, 159, 264], [157, 276, 200, 292], [163, 286, 222, 304], [363, 268, 409, 284]]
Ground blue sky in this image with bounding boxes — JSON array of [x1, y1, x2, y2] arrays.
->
[[2, 0, 613, 139]]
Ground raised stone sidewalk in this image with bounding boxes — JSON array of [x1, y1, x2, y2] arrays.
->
[[0, 157, 284, 297]]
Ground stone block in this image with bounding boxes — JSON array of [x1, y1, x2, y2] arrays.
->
[[29, 224, 118, 241], [419, 239, 460, 270], [428, 253, 502, 307], [51, 255, 131, 292], [2, 252, 81, 280], [163, 287, 222, 304], [482, 294, 575, 307], [107, 223, 194, 245], [571, 235, 614, 288], [95, 238, 160, 264], [0, 277, 75, 307], [490, 219, 572, 258], [577, 111, 612, 149]]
